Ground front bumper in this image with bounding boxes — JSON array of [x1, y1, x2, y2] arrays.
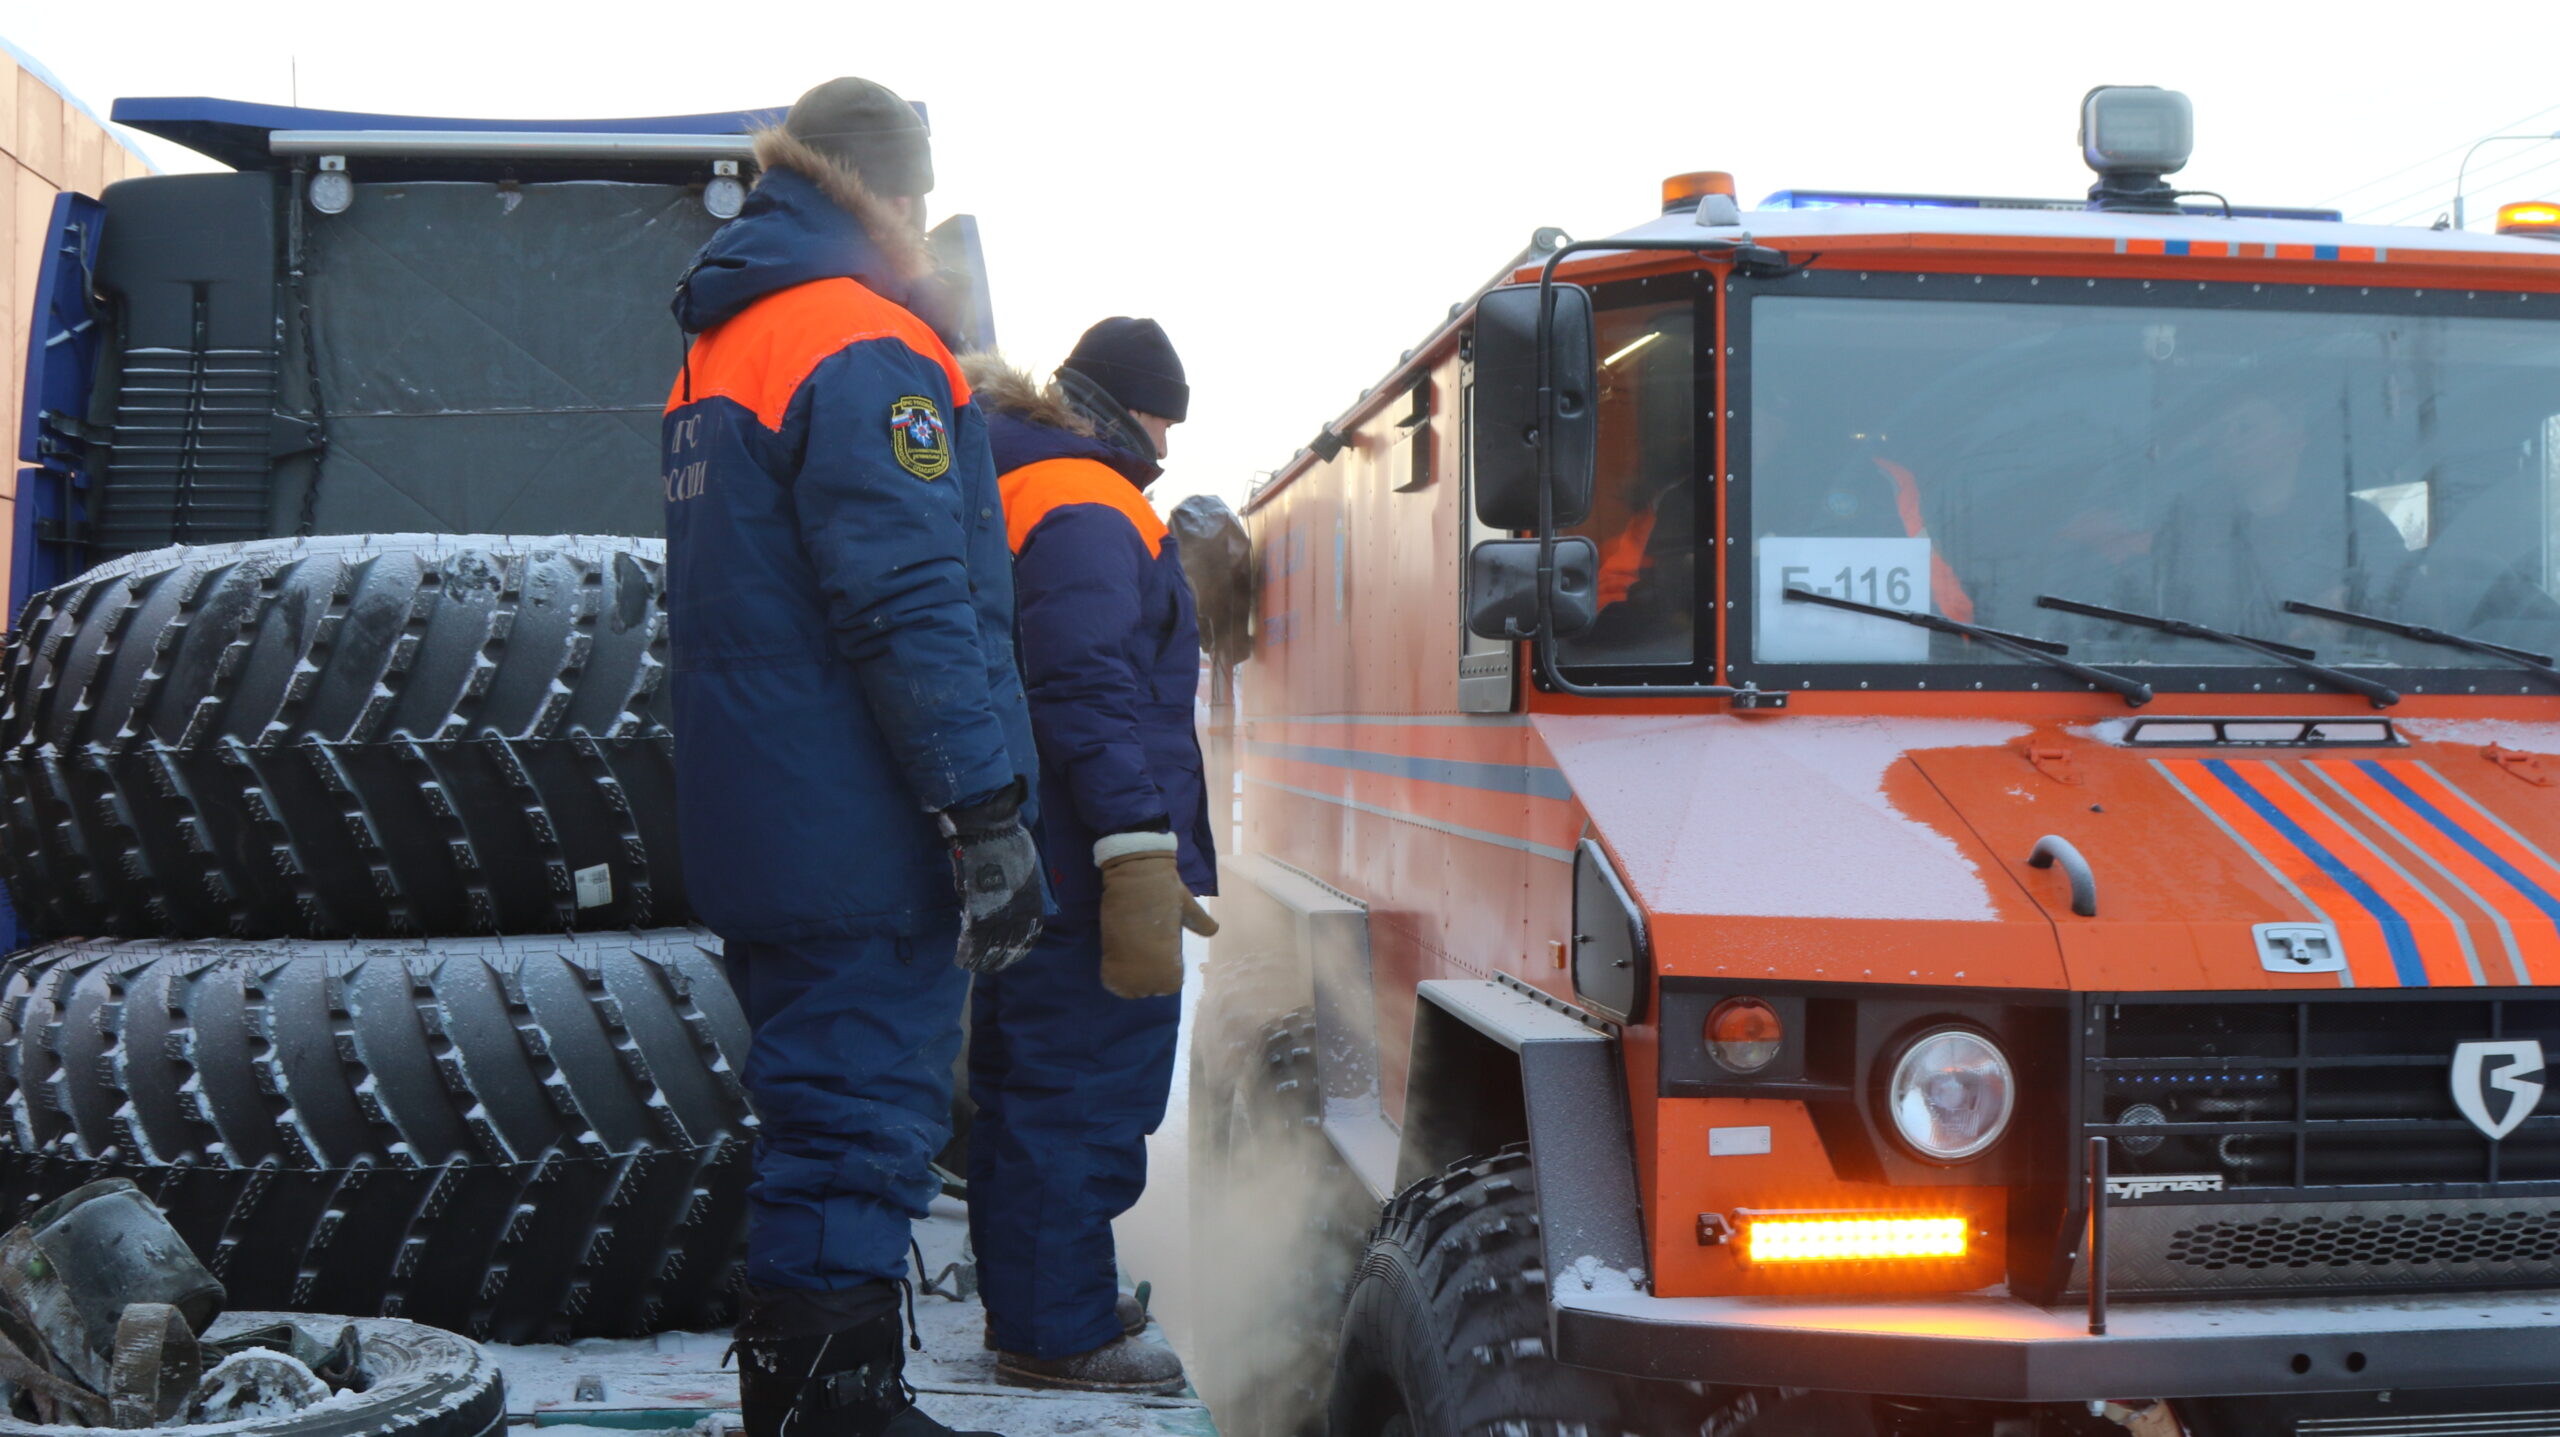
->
[[1552, 1287, 2560, 1400]]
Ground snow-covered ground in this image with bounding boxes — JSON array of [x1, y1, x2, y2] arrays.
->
[[493, 936, 1217, 1437]]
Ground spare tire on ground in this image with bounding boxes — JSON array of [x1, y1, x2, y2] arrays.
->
[[0, 533, 683, 940], [0, 928, 751, 1343]]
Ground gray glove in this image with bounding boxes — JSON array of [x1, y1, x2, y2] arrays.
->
[[938, 782, 1043, 973]]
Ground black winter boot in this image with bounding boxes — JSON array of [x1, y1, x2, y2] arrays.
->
[[733, 1284, 1003, 1437]]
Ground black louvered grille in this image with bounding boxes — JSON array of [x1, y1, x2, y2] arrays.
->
[[97, 346, 284, 553], [2088, 996, 2560, 1190], [2076, 994, 2560, 1298]]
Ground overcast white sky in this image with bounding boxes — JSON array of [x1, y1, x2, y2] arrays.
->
[[12, 0, 2560, 510]]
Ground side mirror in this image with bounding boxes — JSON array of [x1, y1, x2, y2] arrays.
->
[[1469, 283, 1596, 532], [922, 214, 998, 353], [1466, 537, 1598, 641]]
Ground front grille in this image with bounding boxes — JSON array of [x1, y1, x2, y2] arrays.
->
[[2086, 994, 2560, 1190], [2091, 1196, 2560, 1295], [2077, 993, 2560, 1298], [2300, 1413, 2560, 1436], [2167, 1207, 2560, 1273]]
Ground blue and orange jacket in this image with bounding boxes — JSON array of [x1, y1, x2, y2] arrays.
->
[[986, 400, 1216, 922], [661, 164, 1036, 943]]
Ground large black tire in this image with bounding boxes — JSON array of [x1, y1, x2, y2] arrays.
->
[[1327, 1146, 1723, 1437], [1189, 991, 1370, 1437], [0, 929, 751, 1343], [0, 533, 681, 939], [0, 1312, 505, 1437]]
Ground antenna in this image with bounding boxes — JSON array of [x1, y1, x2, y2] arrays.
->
[[291, 56, 299, 108]]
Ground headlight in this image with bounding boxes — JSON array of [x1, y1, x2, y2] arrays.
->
[[1886, 1028, 2015, 1162]]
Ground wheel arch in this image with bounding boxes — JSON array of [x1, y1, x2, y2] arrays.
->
[[1396, 980, 1650, 1286]]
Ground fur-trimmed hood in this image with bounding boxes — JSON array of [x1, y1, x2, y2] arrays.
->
[[961, 352, 1160, 487], [670, 129, 934, 334], [960, 354, 1094, 435], [750, 128, 932, 284]]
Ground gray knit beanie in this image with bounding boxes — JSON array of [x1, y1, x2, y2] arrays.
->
[[783, 77, 933, 197]]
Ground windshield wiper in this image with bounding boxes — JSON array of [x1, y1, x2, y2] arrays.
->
[[2034, 595, 2400, 708], [2283, 599, 2560, 691], [1785, 587, 2153, 706]]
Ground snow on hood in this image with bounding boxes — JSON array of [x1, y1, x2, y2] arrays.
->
[[1536, 714, 2028, 922], [2395, 717, 2560, 756]]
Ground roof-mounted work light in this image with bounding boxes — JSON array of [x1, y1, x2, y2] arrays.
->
[[2082, 85, 2194, 214]]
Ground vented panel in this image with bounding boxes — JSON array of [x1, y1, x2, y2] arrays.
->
[[2084, 1197, 2560, 1297], [90, 172, 287, 560], [2088, 995, 2560, 1191], [2167, 1208, 2560, 1273], [96, 347, 284, 549]]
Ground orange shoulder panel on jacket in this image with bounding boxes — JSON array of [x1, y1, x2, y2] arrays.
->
[[666, 277, 970, 429], [1001, 458, 1166, 558]]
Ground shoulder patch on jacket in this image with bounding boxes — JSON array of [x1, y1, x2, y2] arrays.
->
[[668, 277, 971, 430], [888, 395, 950, 479], [1000, 458, 1165, 558]]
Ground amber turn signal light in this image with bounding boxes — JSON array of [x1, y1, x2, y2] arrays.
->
[[1705, 996, 1783, 1073], [1737, 1211, 1970, 1265]]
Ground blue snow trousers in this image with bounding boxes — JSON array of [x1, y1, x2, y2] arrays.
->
[[724, 925, 969, 1291], [965, 915, 1181, 1358]]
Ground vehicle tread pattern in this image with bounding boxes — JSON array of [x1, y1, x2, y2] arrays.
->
[[1332, 1145, 1714, 1437], [0, 534, 682, 939], [0, 928, 751, 1342]]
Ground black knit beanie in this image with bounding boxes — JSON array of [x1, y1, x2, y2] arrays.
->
[[1060, 317, 1189, 422], [783, 77, 933, 197]]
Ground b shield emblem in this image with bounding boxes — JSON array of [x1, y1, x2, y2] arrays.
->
[[2452, 1039, 2546, 1141], [889, 395, 950, 481]]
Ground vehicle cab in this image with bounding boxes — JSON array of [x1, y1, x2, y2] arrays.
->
[[1195, 86, 2560, 1437]]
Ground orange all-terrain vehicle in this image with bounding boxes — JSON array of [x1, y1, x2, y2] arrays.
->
[[1184, 87, 2560, 1437]]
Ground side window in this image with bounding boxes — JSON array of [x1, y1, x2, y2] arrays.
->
[[1555, 288, 1702, 672]]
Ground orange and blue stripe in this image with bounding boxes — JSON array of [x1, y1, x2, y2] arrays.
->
[[2157, 756, 2560, 988]]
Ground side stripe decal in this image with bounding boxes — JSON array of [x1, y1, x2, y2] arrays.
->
[[2203, 758, 2428, 986], [1244, 775, 1574, 863], [1244, 740, 1573, 801]]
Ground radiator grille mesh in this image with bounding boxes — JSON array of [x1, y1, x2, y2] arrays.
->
[[2167, 1210, 2560, 1272]]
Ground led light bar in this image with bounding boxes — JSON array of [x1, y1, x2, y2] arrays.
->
[[1737, 1211, 1970, 1264]]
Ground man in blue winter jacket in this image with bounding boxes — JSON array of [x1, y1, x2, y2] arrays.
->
[[662, 77, 1041, 1437], [961, 322, 1217, 1395]]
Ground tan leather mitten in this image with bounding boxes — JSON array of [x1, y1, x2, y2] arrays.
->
[[1095, 833, 1218, 998]]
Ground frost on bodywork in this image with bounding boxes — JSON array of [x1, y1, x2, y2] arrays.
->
[[2398, 718, 2560, 755], [1536, 715, 2029, 922]]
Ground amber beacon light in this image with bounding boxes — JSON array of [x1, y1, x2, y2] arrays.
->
[[2497, 201, 2560, 239], [1737, 1211, 1971, 1265], [1661, 170, 1736, 214]]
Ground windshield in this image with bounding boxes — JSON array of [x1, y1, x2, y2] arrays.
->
[[1741, 282, 2560, 679]]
